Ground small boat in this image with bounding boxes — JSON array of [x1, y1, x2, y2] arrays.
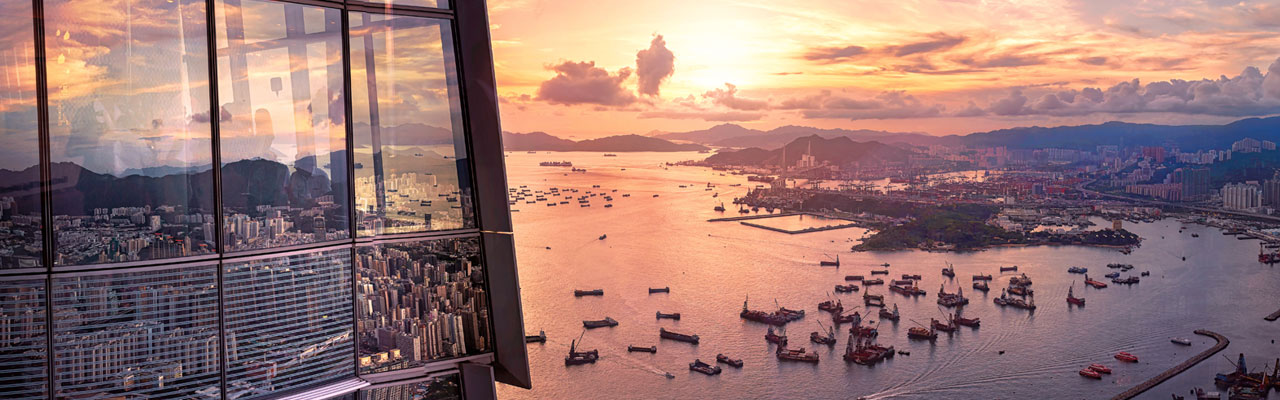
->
[[1140, 271, 1150, 276], [1084, 275, 1108, 289], [765, 326, 787, 344], [1114, 351, 1138, 362], [627, 345, 657, 353], [896, 350, 910, 356], [845, 275, 864, 281], [1067, 284, 1085, 306], [880, 263, 891, 267], [901, 274, 922, 280], [1104, 272, 1120, 279], [1170, 337, 1192, 346], [1000, 265, 1018, 272], [598, 234, 607, 240], [907, 326, 937, 340], [716, 354, 744, 368], [870, 269, 889, 275], [942, 265, 955, 278], [1079, 368, 1102, 379], [649, 287, 670, 294], [525, 330, 547, 343], [835, 284, 859, 293], [820, 255, 840, 267], [971, 274, 992, 281], [583, 317, 618, 329], [574, 289, 604, 297], [689, 359, 722, 375], [863, 293, 885, 307], [660, 328, 700, 344], [1067, 266, 1087, 274], [1088, 364, 1112, 374], [878, 304, 900, 321], [656, 311, 681, 320], [810, 326, 837, 345], [972, 281, 989, 292], [818, 299, 843, 313]]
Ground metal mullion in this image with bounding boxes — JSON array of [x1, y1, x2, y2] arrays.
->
[[221, 238, 360, 261], [341, 8, 361, 379], [31, 0, 55, 396], [345, 2, 454, 19]]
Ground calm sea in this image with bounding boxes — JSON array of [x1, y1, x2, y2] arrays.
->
[[496, 151, 1279, 400]]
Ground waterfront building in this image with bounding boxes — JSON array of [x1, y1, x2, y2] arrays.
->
[[0, 1, 528, 399], [1223, 182, 1264, 211]]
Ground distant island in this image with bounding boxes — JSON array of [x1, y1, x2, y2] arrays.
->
[[502, 132, 708, 152]]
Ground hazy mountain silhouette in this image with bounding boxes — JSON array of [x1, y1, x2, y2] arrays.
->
[[705, 135, 910, 166], [502, 132, 707, 152], [656, 123, 935, 149]]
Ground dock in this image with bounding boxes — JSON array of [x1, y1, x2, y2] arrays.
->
[[1110, 330, 1229, 400], [739, 221, 864, 234], [1266, 307, 1280, 321]]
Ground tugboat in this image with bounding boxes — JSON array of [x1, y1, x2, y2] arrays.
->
[[660, 328, 700, 344], [627, 345, 657, 353], [574, 289, 604, 297], [689, 359, 722, 375], [765, 326, 788, 344], [878, 304, 900, 321], [583, 317, 619, 329], [656, 311, 681, 320], [1067, 284, 1086, 306], [525, 330, 547, 343], [810, 321, 837, 346], [716, 354, 744, 368]]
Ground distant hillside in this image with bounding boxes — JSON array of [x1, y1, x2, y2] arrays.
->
[[704, 135, 911, 166], [502, 132, 707, 152], [655, 123, 934, 149], [944, 116, 1280, 151]]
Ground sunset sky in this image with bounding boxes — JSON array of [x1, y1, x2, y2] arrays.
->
[[488, 0, 1280, 138]]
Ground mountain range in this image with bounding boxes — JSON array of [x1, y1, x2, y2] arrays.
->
[[656, 124, 937, 148], [703, 135, 910, 167], [501, 132, 708, 152]]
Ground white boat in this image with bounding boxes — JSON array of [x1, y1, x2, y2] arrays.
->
[[1170, 337, 1192, 345]]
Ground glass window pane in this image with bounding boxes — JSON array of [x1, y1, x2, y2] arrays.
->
[[0, 0, 43, 269], [359, 373, 461, 400], [349, 14, 473, 237], [224, 248, 354, 399], [45, 0, 216, 266], [52, 267, 221, 399], [215, 0, 350, 252], [0, 278, 47, 400], [355, 0, 448, 10], [356, 237, 490, 374]]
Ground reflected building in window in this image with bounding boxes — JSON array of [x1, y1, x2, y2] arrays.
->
[[215, 0, 351, 252], [350, 13, 474, 237], [356, 237, 490, 373], [0, 0, 43, 270], [45, 0, 216, 266], [362, 374, 461, 400]]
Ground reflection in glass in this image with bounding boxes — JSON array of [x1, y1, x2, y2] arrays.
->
[[0, 278, 47, 400], [356, 237, 489, 374], [215, 0, 350, 252], [45, 0, 215, 266], [223, 248, 353, 399], [355, 0, 448, 11], [0, 0, 43, 269], [360, 373, 461, 400], [52, 267, 221, 398], [350, 13, 474, 237]]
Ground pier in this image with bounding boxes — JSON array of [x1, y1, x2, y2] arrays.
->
[[1266, 307, 1280, 322], [1110, 330, 1229, 400], [707, 212, 801, 222], [739, 221, 864, 234]]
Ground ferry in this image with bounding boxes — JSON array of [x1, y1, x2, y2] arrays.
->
[[689, 359, 722, 375], [660, 328, 700, 344], [627, 345, 657, 353], [583, 317, 618, 329], [716, 354, 744, 368]]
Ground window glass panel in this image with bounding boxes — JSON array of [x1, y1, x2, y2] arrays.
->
[[45, 0, 215, 266], [355, 0, 448, 10], [224, 248, 354, 399], [52, 267, 221, 399], [349, 14, 473, 237], [0, 0, 42, 270], [359, 373, 461, 400], [356, 237, 489, 374], [0, 278, 47, 400], [215, 0, 350, 252]]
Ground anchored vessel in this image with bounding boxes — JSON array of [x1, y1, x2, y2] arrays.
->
[[627, 345, 657, 353], [689, 359, 722, 375], [583, 317, 619, 329], [716, 353, 744, 368], [525, 330, 547, 343], [574, 289, 604, 297], [649, 287, 670, 294], [660, 328, 700, 344], [656, 311, 682, 320]]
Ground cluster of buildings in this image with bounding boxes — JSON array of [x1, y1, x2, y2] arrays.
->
[[354, 171, 470, 235]]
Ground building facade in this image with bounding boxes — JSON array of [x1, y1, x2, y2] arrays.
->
[[0, 0, 529, 399], [1222, 182, 1263, 211]]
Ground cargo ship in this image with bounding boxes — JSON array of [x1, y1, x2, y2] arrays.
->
[[907, 323, 937, 340], [844, 331, 894, 365], [971, 274, 993, 281], [818, 299, 843, 314], [1067, 284, 1085, 306], [775, 345, 820, 363], [937, 284, 969, 307], [525, 330, 547, 343], [953, 309, 980, 327], [716, 354, 744, 368], [863, 292, 885, 307], [660, 328, 700, 344], [810, 322, 837, 346], [1084, 274, 1108, 288], [1009, 273, 1032, 286], [649, 287, 670, 294], [583, 317, 618, 329], [889, 282, 926, 296], [564, 334, 599, 366], [863, 278, 885, 285], [972, 281, 989, 292], [627, 345, 657, 353], [845, 275, 865, 281], [901, 274, 922, 280], [1000, 265, 1018, 272], [820, 254, 840, 267], [870, 269, 889, 275], [539, 161, 573, 167], [656, 311, 681, 320], [689, 359, 722, 375], [834, 284, 859, 293], [765, 326, 787, 344], [574, 289, 604, 297], [833, 310, 861, 325], [878, 304, 900, 321]]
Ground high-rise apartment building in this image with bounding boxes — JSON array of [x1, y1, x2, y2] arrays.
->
[[0, 1, 528, 399]]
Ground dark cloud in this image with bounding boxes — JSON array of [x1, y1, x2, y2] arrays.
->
[[535, 61, 637, 106], [982, 57, 1280, 117], [191, 105, 232, 124], [954, 101, 987, 117], [1079, 56, 1108, 66], [890, 33, 967, 57], [798, 90, 945, 120], [702, 83, 770, 111], [802, 45, 867, 63], [635, 35, 675, 97], [956, 53, 1046, 68], [638, 110, 765, 122]]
